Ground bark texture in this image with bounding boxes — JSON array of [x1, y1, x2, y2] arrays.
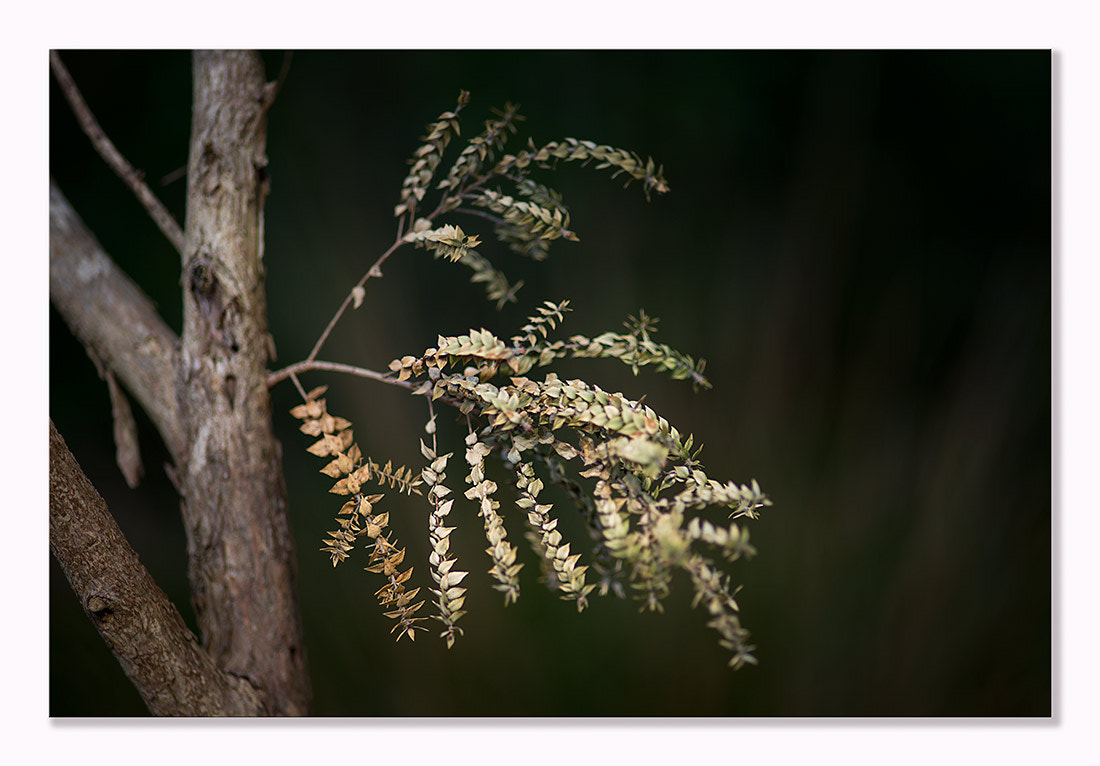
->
[[49, 421, 264, 715], [49, 181, 185, 462], [176, 50, 310, 715], [50, 50, 312, 716]]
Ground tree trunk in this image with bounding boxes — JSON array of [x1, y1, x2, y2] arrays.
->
[[175, 50, 310, 715], [49, 49, 311, 716]]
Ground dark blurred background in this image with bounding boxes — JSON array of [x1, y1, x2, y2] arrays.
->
[[49, 50, 1050, 716]]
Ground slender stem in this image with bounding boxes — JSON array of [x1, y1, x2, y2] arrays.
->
[[260, 50, 294, 115], [455, 207, 505, 226], [160, 165, 188, 186], [424, 178, 490, 222], [268, 359, 414, 391], [269, 359, 470, 414], [305, 237, 404, 363], [288, 371, 308, 400], [50, 51, 186, 255], [304, 130, 518, 376], [427, 398, 438, 454]]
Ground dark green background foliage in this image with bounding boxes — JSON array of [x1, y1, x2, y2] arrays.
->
[[49, 50, 1050, 716]]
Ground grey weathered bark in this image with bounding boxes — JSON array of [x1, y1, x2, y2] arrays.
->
[[49, 421, 264, 715], [175, 51, 310, 715], [49, 180, 186, 463], [49, 50, 311, 715]]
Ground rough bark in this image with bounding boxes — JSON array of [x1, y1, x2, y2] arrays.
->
[[49, 181, 185, 463], [175, 50, 310, 715], [49, 421, 264, 715], [50, 49, 311, 717]]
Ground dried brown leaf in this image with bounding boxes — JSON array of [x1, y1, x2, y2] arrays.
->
[[105, 371, 142, 489], [299, 419, 323, 436], [320, 461, 344, 478]]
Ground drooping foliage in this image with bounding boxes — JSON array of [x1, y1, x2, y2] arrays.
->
[[288, 92, 770, 669]]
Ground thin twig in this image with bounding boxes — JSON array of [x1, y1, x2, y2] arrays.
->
[[269, 359, 472, 421], [50, 51, 185, 255], [427, 397, 438, 454], [305, 114, 511, 368], [160, 165, 187, 186], [305, 237, 405, 362], [260, 50, 294, 116], [288, 371, 308, 401], [455, 207, 505, 226], [268, 359, 414, 391]]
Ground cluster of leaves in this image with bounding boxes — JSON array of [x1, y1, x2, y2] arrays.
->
[[390, 92, 670, 307], [402, 220, 482, 262], [290, 386, 426, 641], [463, 430, 522, 604], [394, 90, 469, 220], [379, 303, 768, 667], [420, 439, 468, 648], [389, 301, 709, 391], [492, 179, 569, 261], [290, 93, 769, 669], [518, 137, 670, 200]]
